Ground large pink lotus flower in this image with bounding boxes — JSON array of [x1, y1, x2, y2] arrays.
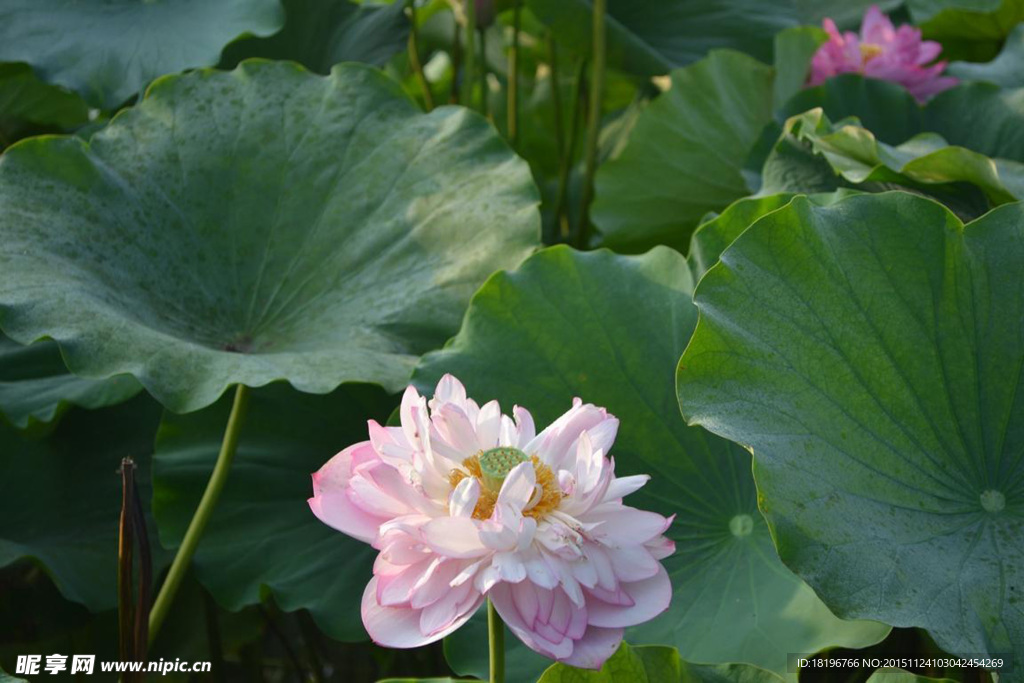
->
[[808, 5, 957, 102], [309, 375, 674, 670]]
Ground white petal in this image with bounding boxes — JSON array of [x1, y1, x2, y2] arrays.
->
[[497, 461, 537, 510], [513, 406, 536, 448], [475, 400, 502, 449], [602, 473, 650, 502], [449, 477, 480, 518], [421, 517, 490, 559]]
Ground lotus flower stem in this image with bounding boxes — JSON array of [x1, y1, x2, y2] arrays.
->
[[577, 0, 606, 249], [479, 27, 490, 119], [450, 20, 463, 105], [408, 0, 435, 111], [148, 383, 250, 645], [462, 0, 477, 108], [507, 2, 521, 147], [117, 459, 136, 664], [555, 58, 586, 242], [548, 36, 565, 161], [488, 598, 505, 683]]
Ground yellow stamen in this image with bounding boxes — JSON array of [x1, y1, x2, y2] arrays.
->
[[860, 43, 883, 61], [449, 453, 563, 520]]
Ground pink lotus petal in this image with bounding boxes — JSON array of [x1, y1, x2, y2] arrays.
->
[[362, 577, 478, 648], [586, 505, 673, 546], [586, 565, 672, 628], [308, 442, 388, 544], [560, 626, 624, 670], [418, 579, 477, 636]]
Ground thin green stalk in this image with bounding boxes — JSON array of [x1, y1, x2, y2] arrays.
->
[[129, 464, 152, 663], [487, 599, 505, 683], [117, 459, 135, 665], [576, 0, 607, 249], [507, 2, 521, 147], [554, 59, 586, 242], [408, 0, 435, 111], [479, 27, 490, 119], [462, 0, 477, 108], [450, 20, 463, 105], [548, 36, 565, 162], [148, 383, 250, 645]]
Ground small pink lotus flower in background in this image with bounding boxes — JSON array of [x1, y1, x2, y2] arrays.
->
[[808, 5, 957, 102], [309, 375, 674, 670]]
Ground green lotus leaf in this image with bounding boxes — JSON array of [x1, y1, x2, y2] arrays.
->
[[0, 396, 166, 612], [221, 0, 408, 72], [783, 74, 1024, 161], [592, 50, 775, 252], [678, 191, 1023, 667], [772, 27, 827, 109], [0, 60, 540, 413], [949, 23, 1024, 87], [761, 108, 1024, 213], [908, 0, 1003, 22], [523, 0, 890, 77], [415, 246, 888, 679], [538, 642, 786, 683], [781, 74, 924, 146], [153, 383, 393, 641], [0, 665, 27, 683], [0, 333, 141, 429], [866, 670, 957, 683], [0, 63, 88, 148], [0, 0, 285, 109], [912, 0, 1024, 62], [924, 83, 1024, 162], [687, 192, 861, 283]]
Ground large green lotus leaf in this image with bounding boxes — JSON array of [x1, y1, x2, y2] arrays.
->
[[912, 0, 1024, 62], [0, 63, 88, 148], [909, 0, 1002, 22], [538, 643, 785, 683], [0, 0, 284, 109], [780, 74, 924, 146], [923, 83, 1024, 162], [949, 22, 1024, 87], [592, 50, 775, 253], [0, 333, 141, 429], [414, 246, 888, 678], [153, 382, 393, 641], [772, 27, 827, 110], [687, 192, 859, 283], [677, 192, 1023, 666], [761, 109, 1024, 214], [0, 396, 166, 612], [0, 61, 540, 413], [689, 196, 799, 283], [221, 0, 408, 72], [783, 74, 1024, 162], [523, 0, 891, 77]]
